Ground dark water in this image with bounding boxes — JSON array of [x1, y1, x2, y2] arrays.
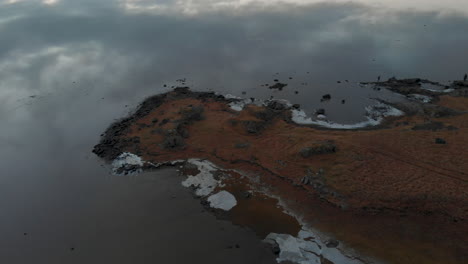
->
[[1, 1, 468, 263]]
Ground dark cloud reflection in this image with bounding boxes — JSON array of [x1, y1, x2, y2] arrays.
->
[[1, 1, 468, 263]]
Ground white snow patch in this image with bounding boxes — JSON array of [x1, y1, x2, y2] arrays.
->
[[181, 159, 222, 196], [207, 190, 237, 210], [228, 97, 256, 111], [407, 94, 432, 103], [111, 152, 144, 175], [229, 101, 245, 111], [224, 94, 242, 99], [291, 102, 403, 129], [265, 229, 367, 264]]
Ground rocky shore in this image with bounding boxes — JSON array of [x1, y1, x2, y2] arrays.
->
[[93, 78, 468, 264]]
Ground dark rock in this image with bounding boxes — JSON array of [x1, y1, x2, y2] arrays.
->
[[243, 121, 266, 134], [401, 78, 421, 85], [269, 83, 288, 90], [267, 101, 286, 111], [254, 109, 277, 121], [292, 104, 301, 109], [341, 99, 346, 104], [453, 80, 468, 88], [159, 119, 170, 126], [321, 94, 331, 101], [176, 124, 190, 138], [241, 191, 252, 199], [151, 118, 159, 124], [181, 105, 205, 123], [325, 239, 339, 248], [162, 135, 185, 149], [435, 138, 446, 144], [315, 108, 326, 115], [294, 91, 299, 94], [301, 175, 311, 185]]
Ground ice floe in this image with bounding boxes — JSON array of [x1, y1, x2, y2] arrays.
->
[[291, 102, 403, 129], [111, 152, 144, 175], [265, 230, 368, 264], [207, 190, 237, 211], [181, 159, 223, 196]]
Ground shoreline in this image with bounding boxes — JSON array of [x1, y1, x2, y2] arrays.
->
[[93, 78, 468, 264]]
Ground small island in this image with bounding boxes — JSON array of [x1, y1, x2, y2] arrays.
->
[[93, 78, 468, 264]]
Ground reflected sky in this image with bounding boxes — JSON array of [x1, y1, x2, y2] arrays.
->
[[1, 0, 468, 123], [0, 1, 468, 263]]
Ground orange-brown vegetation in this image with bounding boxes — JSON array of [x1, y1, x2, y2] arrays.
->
[[102, 91, 467, 264]]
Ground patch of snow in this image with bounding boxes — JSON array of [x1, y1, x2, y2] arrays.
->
[[181, 159, 222, 196], [291, 102, 403, 129], [420, 83, 454, 93], [224, 94, 242, 99], [207, 190, 237, 210], [111, 152, 144, 175], [265, 229, 368, 264], [229, 101, 245, 111], [407, 94, 432, 103], [228, 97, 257, 111], [316, 114, 327, 119]]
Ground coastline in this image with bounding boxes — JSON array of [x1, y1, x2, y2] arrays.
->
[[93, 78, 468, 264]]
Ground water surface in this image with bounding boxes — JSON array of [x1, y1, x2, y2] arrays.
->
[[1, 0, 468, 263]]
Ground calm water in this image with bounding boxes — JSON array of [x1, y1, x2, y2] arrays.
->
[[1, 1, 468, 263]]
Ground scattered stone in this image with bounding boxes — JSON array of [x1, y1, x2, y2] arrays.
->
[[325, 239, 339, 248], [321, 94, 331, 101], [269, 83, 288, 91], [315, 108, 326, 115], [292, 104, 301, 109], [267, 101, 287, 111], [435, 138, 446, 144], [241, 191, 252, 199]]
